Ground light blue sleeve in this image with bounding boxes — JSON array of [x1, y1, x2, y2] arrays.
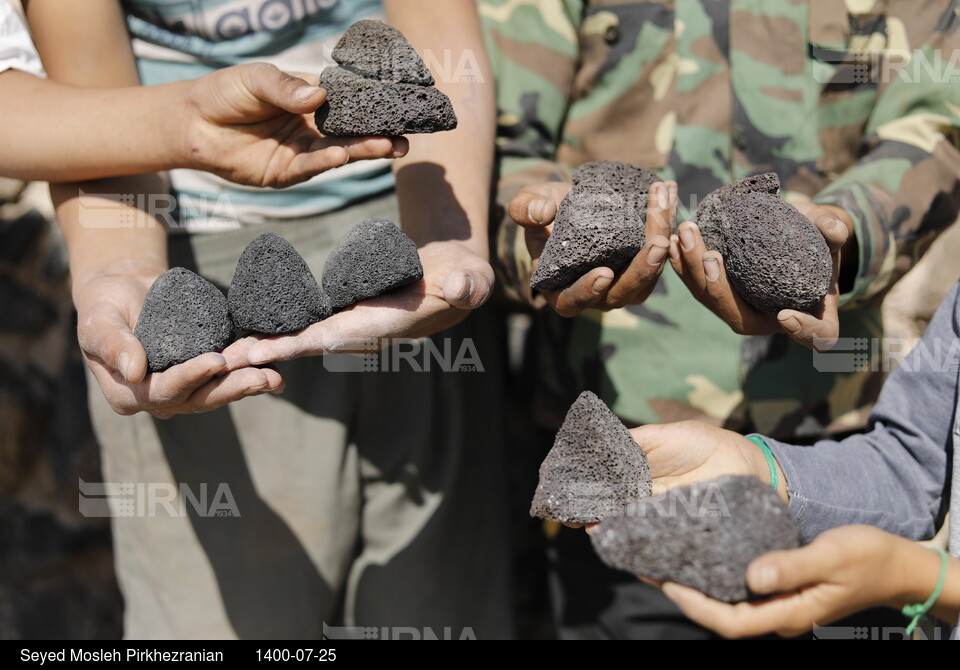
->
[[764, 282, 960, 544]]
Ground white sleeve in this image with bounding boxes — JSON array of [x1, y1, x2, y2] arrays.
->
[[0, 1, 44, 77]]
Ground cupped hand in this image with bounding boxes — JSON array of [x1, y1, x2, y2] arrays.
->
[[243, 240, 494, 364], [75, 272, 284, 419], [669, 203, 850, 351], [661, 525, 931, 638], [508, 180, 678, 317], [183, 62, 410, 189], [628, 421, 782, 499]]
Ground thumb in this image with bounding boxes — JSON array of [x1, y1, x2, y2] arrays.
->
[[746, 543, 840, 596], [442, 266, 494, 310], [239, 63, 326, 115], [78, 306, 149, 384]]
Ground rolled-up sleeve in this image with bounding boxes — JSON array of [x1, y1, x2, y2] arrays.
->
[[0, 2, 44, 77], [765, 282, 960, 544]]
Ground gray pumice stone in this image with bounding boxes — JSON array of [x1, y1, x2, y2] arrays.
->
[[590, 475, 800, 603], [316, 20, 457, 136], [228, 233, 330, 335], [694, 173, 832, 314], [530, 390, 652, 524], [530, 161, 658, 292], [134, 267, 233, 373], [317, 67, 457, 136], [330, 19, 434, 85], [322, 219, 424, 312]]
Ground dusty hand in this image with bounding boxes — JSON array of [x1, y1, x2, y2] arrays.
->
[[661, 526, 940, 638], [628, 421, 783, 499], [669, 203, 850, 351], [183, 62, 409, 188], [508, 180, 677, 317], [242, 241, 494, 363], [75, 272, 284, 419]]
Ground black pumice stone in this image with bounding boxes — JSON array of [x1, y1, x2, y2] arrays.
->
[[590, 475, 800, 603], [694, 172, 781, 253], [530, 176, 647, 292], [134, 267, 233, 373], [331, 19, 434, 85], [228, 233, 330, 335], [316, 66, 457, 136], [721, 192, 832, 314], [572, 160, 659, 196], [322, 218, 424, 312], [530, 390, 652, 524]]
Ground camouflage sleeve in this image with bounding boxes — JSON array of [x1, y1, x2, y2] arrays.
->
[[480, 0, 583, 307], [813, 2, 960, 308]]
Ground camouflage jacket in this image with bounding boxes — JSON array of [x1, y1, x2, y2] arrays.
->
[[482, 0, 960, 439]]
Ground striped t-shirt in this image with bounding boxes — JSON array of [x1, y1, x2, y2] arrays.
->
[[122, 0, 394, 228]]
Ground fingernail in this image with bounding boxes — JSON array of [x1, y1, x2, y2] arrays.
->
[[296, 85, 321, 102], [648, 245, 667, 266], [749, 564, 779, 593], [780, 315, 801, 333], [391, 139, 406, 158], [657, 184, 669, 210], [527, 200, 544, 224], [703, 258, 720, 281], [592, 276, 613, 295], [245, 385, 268, 397], [117, 351, 131, 381], [456, 274, 474, 302], [679, 227, 696, 252]]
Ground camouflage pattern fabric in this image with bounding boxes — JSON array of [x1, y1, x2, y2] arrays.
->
[[482, 0, 960, 439]]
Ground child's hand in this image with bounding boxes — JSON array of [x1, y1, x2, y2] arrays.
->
[[508, 181, 676, 317], [74, 272, 284, 418], [236, 240, 493, 364], [628, 421, 784, 499], [661, 526, 949, 638], [180, 62, 409, 189], [668, 203, 850, 352]]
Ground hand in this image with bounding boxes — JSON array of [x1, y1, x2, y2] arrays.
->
[[508, 180, 678, 317], [661, 526, 947, 638], [669, 203, 850, 351], [242, 240, 494, 363], [181, 62, 410, 189], [628, 421, 785, 501], [74, 272, 284, 419]]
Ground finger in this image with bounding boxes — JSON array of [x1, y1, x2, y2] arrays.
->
[[239, 62, 327, 115], [442, 266, 494, 311], [644, 181, 678, 241], [778, 308, 839, 352], [700, 250, 751, 331], [550, 267, 615, 317], [746, 543, 843, 596], [508, 183, 570, 227], [676, 221, 709, 285], [163, 367, 284, 418], [602, 234, 670, 306], [136, 352, 230, 408], [77, 305, 149, 384], [313, 135, 409, 160], [808, 211, 850, 253], [661, 583, 806, 639]]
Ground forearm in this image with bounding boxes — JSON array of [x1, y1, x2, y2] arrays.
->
[[53, 177, 169, 300], [767, 283, 959, 542], [385, 0, 495, 255], [0, 70, 194, 182]]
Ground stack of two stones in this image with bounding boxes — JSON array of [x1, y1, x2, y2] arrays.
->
[[530, 391, 800, 603], [134, 220, 423, 372]]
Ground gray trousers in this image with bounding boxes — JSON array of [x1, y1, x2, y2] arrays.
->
[[87, 194, 512, 639]]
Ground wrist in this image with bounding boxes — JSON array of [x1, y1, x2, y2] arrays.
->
[[891, 540, 946, 609], [162, 79, 204, 172], [741, 434, 789, 504]]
